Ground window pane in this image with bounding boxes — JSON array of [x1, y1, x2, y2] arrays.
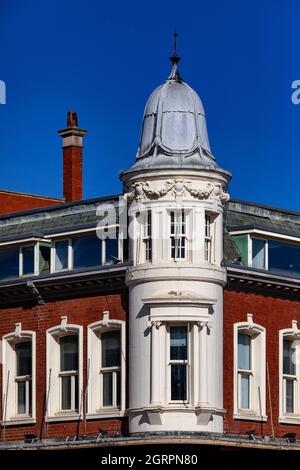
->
[[102, 331, 121, 368], [105, 237, 118, 264], [240, 373, 250, 409], [55, 240, 68, 271], [0, 247, 19, 281], [252, 239, 265, 269], [61, 376, 71, 410], [39, 243, 51, 274], [22, 246, 35, 275], [283, 339, 296, 375], [60, 335, 78, 371], [171, 364, 187, 400], [73, 235, 102, 269], [16, 341, 32, 376], [285, 379, 294, 413], [269, 240, 300, 275], [74, 374, 79, 410], [17, 381, 26, 414], [103, 372, 113, 406], [170, 326, 187, 360], [238, 333, 251, 370]]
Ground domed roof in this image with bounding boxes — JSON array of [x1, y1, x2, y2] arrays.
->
[[121, 47, 230, 177], [138, 68, 211, 159]]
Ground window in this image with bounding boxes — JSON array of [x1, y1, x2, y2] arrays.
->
[[2, 327, 36, 424], [46, 320, 82, 421], [87, 317, 126, 417], [15, 341, 32, 415], [252, 238, 266, 269], [73, 235, 102, 269], [170, 210, 186, 260], [54, 239, 69, 271], [237, 333, 252, 409], [279, 327, 300, 423], [143, 210, 152, 262], [233, 234, 300, 275], [39, 242, 51, 274], [59, 335, 79, 411], [20, 245, 35, 276], [234, 319, 266, 420], [0, 246, 19, 280], [100, 330, 121, 408], [53, 231, 121, 273], [169, 326, 188, 401], [204, 214, 212, 262], [282, 339, 296, 414]]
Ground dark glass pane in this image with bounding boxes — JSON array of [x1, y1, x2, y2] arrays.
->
[[103, 372, 113, 406], [16, 341, 32, 376], [171, 364, 187, 400], [170, 327, 187, 360], [105, 237, 118, 264], [61, 376, 71, 410], [17, 381, 26, 414], [238, 333, 251, 370], [55, 240, 68, 271], [102, 331, 121, 368], [22, 246, 35, 275], [286, 379, 294, 413], [283, 339, 296, 375], [0, 246, 19, 281], [269, 240, 300, 275], [60, 335, 78, 371], [39, 243, 51, 274], [73, 235, 102, 269]]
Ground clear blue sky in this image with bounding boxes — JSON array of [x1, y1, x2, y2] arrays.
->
[[1, 0, 300, 210]]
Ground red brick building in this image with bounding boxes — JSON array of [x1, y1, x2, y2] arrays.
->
[[1, 55, 300, 458]]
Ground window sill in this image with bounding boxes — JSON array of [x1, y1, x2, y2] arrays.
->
[[46, 413, 82, 423], [87, 410, 125, 420], [2, 417, 36, 427], [234, 413, 267, 422], [279, 414, 300, 425]]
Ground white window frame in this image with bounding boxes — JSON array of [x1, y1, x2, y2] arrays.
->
[[167, 323, 191, 404], [142, 209, 152, 263], [59, 335, 79, 412], [233, 320, 266, 421], [2, 327, 36, 426], [279, 327, 300, 424], [169, 209, 188, 261], [46, 319, 83, 422], [87, 315, 126, 419]]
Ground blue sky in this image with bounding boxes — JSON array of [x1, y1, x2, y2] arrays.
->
[[1, 0, 300, 210]]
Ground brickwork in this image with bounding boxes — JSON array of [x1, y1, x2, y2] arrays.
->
[[0, 293, 128, 442], [0, 191, 63, 215], [224, 289, 300, 438]]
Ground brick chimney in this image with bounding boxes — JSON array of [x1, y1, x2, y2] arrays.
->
[[58, 111, 87, 202]]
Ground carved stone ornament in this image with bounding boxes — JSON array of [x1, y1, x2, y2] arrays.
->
[[126, 180, 229, 203]]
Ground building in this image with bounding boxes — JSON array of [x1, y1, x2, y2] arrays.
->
[[1, 45, 300, 456]]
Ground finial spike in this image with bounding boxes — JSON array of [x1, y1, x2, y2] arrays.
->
[[169, 29, 182, 82]]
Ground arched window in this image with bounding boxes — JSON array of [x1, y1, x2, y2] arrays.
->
[[279, 326, 300, 423], [234, 317, 266, 421], [2, 326, 36, 425], [46, 318, 82, 421], [87, 314, 125, 418]]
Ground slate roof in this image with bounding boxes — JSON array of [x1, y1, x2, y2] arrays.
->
[[224, 199, 300, 263], [0, 195, 121, 243]]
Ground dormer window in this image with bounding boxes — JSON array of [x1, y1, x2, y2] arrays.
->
[[52, 231, 121, 273], [0, 241, 51, 282], [232, 233, 300, 276]]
